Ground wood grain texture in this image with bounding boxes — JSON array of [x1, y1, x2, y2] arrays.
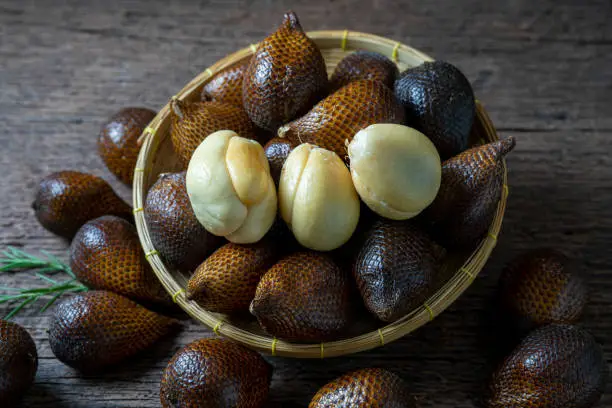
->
[[0, 0, 611, 406]]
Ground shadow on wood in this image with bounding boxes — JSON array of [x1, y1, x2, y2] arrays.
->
[[22, 383, 67, 407], [71, 330, 183, 382]]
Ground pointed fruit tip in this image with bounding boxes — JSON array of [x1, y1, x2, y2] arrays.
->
[[185, 288, 195, 301], [170, 97, 185, 119], [249, 296, 268, 317], [164, 316, 183, 330], [184, 290, 192, 301], [157, 172, 171, 181], [282, 11, 302, 32], [496, 136, 516, 158], [185, 280, 205, 302], [248, 300, 257, 316], [277, 125, 289, 138]]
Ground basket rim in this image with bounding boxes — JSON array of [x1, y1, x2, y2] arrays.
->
[[133, 30, 507, 358]]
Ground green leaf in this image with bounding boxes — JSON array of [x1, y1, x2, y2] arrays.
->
[[40, 291, 65, 313], [5, 296, 37, 320], [0, 247, 88, 319]]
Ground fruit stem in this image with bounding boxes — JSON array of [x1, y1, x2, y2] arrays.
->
[[170, 97, 185, 120], [277, 125, 304, 145], [283, 11, 302, 32], [277, 125, 288, 138]]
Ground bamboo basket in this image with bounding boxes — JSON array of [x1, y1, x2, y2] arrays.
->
[[133, 30, 507, 358]]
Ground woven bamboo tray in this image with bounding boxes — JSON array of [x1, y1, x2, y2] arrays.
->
[[133, 30, 508, 358]]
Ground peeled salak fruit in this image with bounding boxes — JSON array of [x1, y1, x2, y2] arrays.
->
[[353, 219, 446, 322], [250, 252, 353, 342], [426, 136, 516, 248], [279, 144, 360, 251], [487, 324, 607, 408], [145, 172, 224, 273], [170, 98, 255, 166], [278, 80, 405, 160], [32, 171, 132, 239], [394, 60, 475, 159], [49, 291, 179, 371], [499, 248, 587, 334], [160, 338, 271, 408], [186, 241, 279, 314], [348, 124, 441, 220], [98, 107, 156, 184], [70, 215, 172, 306], [242, 11, 328, 131], [186, 130, 277, 244], [0, 320, 38, 406], [309, 368, 414, 408], [201, 62, 248, 108], [330, 50, 399, 91]]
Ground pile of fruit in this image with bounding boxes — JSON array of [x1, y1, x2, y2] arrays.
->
[[154, 10, 516, 341], [0, 11, 606, 408]]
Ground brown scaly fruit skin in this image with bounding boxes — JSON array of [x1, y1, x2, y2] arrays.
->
[[0, 320, 38, 406], [170, 99, 256, 166], [242, 12, 328, 132], [394, 60, 475, 159], [309, 368, 414, 408], [487, 324, 608, 408], [331, 202, 379, 275], [201, 62, 248, 108], [250, 252, 353, 342], [70, 215, 172, 306], [330, 51, 399, 92], [32, 171, 132, 239], [278, 80, 405, 161], [98, 107, 156, 185], [264, 137, 297, 187], [186, 241, 279, 314], [499, 249, 587, 334], [145, 172, 224, 273], [49, 291, 179, 371], [426, 137, 516, 248], [354, 219, 446, 322], [160, 338, 271, 408]]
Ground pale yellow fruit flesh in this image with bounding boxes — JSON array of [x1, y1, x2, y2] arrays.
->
[[349, 124, 441, 220], [225, 137, 270, 206], [278, 143, 313, 227], [186, 130, 246, 236], [279, 144, 360, 251], [226, 176, 277, 243], [186, 130, 277, 243]]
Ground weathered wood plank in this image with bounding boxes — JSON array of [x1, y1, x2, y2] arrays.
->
[[1, 0, 611, 131], [0, 0, 611, 406]]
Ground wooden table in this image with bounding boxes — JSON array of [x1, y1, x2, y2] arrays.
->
[[1, 0, 611, 406]]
